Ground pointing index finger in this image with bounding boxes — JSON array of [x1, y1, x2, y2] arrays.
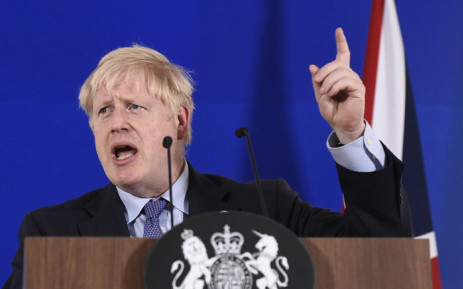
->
[[335, 27, 350, 66]]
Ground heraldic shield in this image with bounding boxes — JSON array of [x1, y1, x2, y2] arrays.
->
[[144, 211, 315, 289]]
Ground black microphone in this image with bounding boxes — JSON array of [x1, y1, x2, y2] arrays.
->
[[163, 136, 174, 230], [163, 136, 173, 149], [235, 127, 248, 138], [235, 127, 269, 217]]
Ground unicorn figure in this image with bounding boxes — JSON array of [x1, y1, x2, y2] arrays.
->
[[241, 231, 289, 289]]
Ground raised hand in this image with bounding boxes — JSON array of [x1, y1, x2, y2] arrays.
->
[[310, 28, 366, 145]]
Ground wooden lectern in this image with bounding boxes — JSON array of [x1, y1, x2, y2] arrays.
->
[[24, 237, 431, 289]]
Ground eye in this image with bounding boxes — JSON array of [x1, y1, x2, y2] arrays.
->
[[128, 103, 144, 111], [99, 106, 109, 115]]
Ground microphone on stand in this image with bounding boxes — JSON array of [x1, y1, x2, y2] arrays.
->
[[163, 136, 174, 230], [235, 127, 269, 217]]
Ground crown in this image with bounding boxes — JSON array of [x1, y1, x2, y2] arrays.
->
[[181, 229, 194, 240], [210, 225, 244, 256]]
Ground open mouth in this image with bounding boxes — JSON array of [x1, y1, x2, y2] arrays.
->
[[113, 145, 137, 161]]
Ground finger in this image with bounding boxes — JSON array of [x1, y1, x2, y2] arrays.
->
[[318, 67, 360, 94], [309, 64, 322, 97], [325, 76, 365, 99], [335, 27, 350, 66], [312, 60, 345, 83], [309, 64, 320, 80]]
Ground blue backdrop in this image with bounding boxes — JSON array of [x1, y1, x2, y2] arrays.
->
[[1, 1, 461, 288]]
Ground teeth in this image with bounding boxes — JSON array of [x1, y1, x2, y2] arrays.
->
[[117, 152, 134, 160]]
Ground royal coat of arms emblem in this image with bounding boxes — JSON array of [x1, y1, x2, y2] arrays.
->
[[170, 225, 289, 289], [144, 212, 315, 289]]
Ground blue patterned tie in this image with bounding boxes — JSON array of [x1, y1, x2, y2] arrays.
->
[[143, 199, 167, 238]]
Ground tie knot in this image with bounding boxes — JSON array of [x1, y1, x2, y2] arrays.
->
[[144, 199, 167, 219]]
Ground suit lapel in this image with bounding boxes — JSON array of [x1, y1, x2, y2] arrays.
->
[[79, 184, 130, 237], [187, 163, 233, 217]]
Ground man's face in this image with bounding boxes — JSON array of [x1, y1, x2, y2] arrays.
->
[[90, 72, 188, 197]]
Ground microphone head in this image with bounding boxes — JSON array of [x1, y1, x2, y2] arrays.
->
[[235, 127, 249, 138], [162, 136, 173, 148]]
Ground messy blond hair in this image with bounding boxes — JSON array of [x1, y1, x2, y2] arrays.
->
[[79, 45, 195, 145]]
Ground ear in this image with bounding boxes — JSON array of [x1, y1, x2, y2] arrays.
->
[[176, 105, 191, 140]]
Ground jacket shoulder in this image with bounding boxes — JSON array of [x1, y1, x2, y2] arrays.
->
[[29, 184, 115, 214], [22, 184, 119, 236]]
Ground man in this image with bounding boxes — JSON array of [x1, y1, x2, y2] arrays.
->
[[3, 28, 412, 289]]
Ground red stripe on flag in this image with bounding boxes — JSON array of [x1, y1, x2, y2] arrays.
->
[[363, 0, 384, 124], [431, 257, 442, 289]]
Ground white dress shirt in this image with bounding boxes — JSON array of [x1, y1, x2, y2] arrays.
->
[[117, 161, 189, 238], [327, 121, 385, 171]]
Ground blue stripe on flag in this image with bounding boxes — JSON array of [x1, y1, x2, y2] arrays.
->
[[402, 66, 434, 236]]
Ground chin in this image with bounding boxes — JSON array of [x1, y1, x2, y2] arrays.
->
[[109, 172, 142, 190]]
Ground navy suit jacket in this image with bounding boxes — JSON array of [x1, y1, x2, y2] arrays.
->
[[3, 147, 412, 289]]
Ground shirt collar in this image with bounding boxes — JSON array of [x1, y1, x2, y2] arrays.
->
[[117, 160, 190, 224]]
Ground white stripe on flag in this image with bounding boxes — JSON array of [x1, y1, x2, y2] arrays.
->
[[416, 231, 439, 259], [371, 0, 406, 160]]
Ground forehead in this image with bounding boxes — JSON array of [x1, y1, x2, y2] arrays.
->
[[93, 71, 151, 102]]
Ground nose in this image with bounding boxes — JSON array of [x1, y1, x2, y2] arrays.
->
[[111, 107, 130, 133]]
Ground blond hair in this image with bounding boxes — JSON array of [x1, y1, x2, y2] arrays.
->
[[79, 45, 195, 145]]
